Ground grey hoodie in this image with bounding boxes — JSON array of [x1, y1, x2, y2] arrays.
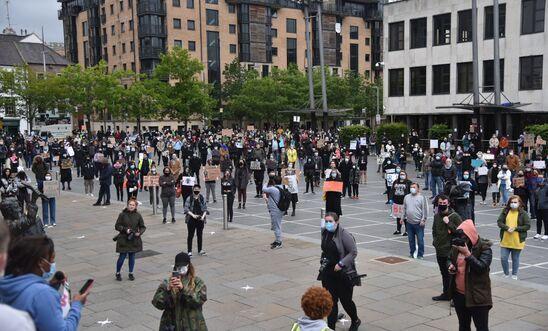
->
[[294, 316, 332, 331]]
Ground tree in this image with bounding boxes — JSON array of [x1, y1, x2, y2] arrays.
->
[[154, 47, 214, 124], [339, 125, 371, 145], [428, 124, 452, 139], [122, 74, 164, 133]]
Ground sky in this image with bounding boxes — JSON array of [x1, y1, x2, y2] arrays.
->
[[1, 0, 64, 43]]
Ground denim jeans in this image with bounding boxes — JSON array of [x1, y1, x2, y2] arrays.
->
[[432, 176, 444, 196], [270, 210, 283, 242], [500, 183, 509, 205], [42, 197, 56, 225], [407, 222, 425, 257], [500, 247, 521, 276], [116, 252, 135, 273], [528, 190, 537, 219], [425, 172, 431, 190]]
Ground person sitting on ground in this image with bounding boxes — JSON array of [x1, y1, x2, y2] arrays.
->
[[292, 286, 333, 331]]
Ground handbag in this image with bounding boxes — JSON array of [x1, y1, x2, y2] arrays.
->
[[176, 185, 182, 198]]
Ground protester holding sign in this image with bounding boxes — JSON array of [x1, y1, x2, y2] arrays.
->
[[204, 160, 218, 203], [324, 171, 343, 216], [40, 172, 57, 227]]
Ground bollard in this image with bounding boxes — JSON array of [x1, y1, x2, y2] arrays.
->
[[222, 194, 228, 230]]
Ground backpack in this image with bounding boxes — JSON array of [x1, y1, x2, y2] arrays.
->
[[275, 185, 292, 212]]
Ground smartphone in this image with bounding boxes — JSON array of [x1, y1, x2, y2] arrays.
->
[[79, 279, 94, 295], [171, 271, 180, 278]]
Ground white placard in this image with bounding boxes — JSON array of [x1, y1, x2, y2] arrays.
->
[[349, 140, 357, 150], [360, 137, 367, 146], [386, 173, 398, 186], [284, 175, 299, 194], [430, 139, 439, 149], [533, 161, 546, 169], [66, 146, 75, 157], [477, 167, 488, 176], [483, 153, 495, 160], [181, 176, 196, 186]]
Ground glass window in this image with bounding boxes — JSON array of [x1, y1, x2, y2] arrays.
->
[[433, 13, 451, 46], [484, 4, 506, 39], [129, 19, 134, 31], [520, 55, 543, 90], [522, 0, 545, 34], [365, 37, 370, 46], [110, 4, 114, 14], [121, 22, 125, 33], [287, 38, 297, 64], [122, 43, 126, 53], [206, 9, 219, 26], [119, 0, 123, 11], [350, 26, 359, 39], [228, 4, 235, 13], [173, 0, 180, 6], [173, 18, 181, 29], [188, 41, 196, 51], [262, 65, 269, 77], [82, 21, 88, 37], [187, 20, 195, 30], [206, 0, 218, 3], [286, 18, 297, 33], [389, 21, 404, 51], [458, 10, 472, 42], [483, 59, 504, 92], [457, 62, 473, 94], [410, 18, 426, 48], [365, 54, 370, 62], [433, 64, 450, 94], [111, 25, 115, 35], [187, 0, 194, 9], [410, 66, 426, 95], [174, 40, 183, 48], [389, 69, 404, 96], [130, 41, 135, 51], [350, 44, 359, 72], [229, 44, 236, 54], [131, 62, 136, 72], [272, 47, 278, 56], [112, 45, 116, 55], [272, 28, 277, 37], [229, 24, 236, 34]]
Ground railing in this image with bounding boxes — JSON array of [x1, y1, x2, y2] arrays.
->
[[137, 1, 167, 16], [226, 0, 303, 9], [140, 46, 165, 59], [138, 24, 167, 37]]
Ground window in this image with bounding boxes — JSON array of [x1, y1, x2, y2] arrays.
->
[[174, 40, 183, 48], [457, 62, 473, 93], [187, 0, 194, 9], [229, 44, 237, 54], [365, 37, 370, 46], [229, 24, 236, 34], [484, 4, 506, 39], [173, 0, 180, 6], [262, 65, 269, 77], [128, 0, 132, 7], [389, 69, 404, 96], [458, 10, 472, 42], [365, 54, 370, 62], [350, 26, 359, 39], [287, 38, 297, 64], [410, 66, 426, 96], [121, 22, 125, 33], [286, 18, 297, 33], [82, 21, 88, 37], [206, 9, 218, 26], [188, 40, 196, 51], [130, 41, 135, 52], [272, 47, 278, 56], [365, 70, 370, 80], [131, 62, 136, 72], [119, 0, 124, 11], [433, 13, 451, 46], [206, 0, 218, 3], [520, 55, 543, 90], [122, 43, 126, 53], [433, 64, 450, 94], [129, 19, 134, 31], [272, 28, 277, 37], [350, 44, 359, 72], [365, 22, 370, 29], [173, 18, 181, 29], [111, 25, 115, 35], [187, 20, 195, 30], [112, 45, 116, 55], [410, 18, 426, 48], [483, 59, 504, 92], [522, 0, 545, 34], [123, 63, 127, 71], [228, 4, 235, 13], [110, 4, 114, 14], [389, 21, 404, 51]]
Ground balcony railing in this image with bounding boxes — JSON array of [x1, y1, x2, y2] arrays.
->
[[140, 46, 165, 59], [226, 0, 302, 9], [137, 1, 167, 16], [138, 24, 167, 37]]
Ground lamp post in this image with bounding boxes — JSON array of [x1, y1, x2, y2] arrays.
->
[[219, 107, 223, 128]]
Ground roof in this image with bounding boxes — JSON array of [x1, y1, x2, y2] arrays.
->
[[0, 34, 70, 67]]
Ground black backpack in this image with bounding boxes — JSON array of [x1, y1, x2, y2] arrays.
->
[[275, 186, 292, 212]]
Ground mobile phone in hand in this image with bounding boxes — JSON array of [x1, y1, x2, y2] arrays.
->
[[171, 271, 180, 278], [79, 279, 94, 294]]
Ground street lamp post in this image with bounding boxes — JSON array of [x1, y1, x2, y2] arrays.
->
[[219, 107, 223, 128]]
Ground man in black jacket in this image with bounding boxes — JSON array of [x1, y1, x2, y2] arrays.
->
[[94, 160, 113, 206], [82, 156, 95, 196], [430, 153, 444, 197], [338, 156, 352, 198]]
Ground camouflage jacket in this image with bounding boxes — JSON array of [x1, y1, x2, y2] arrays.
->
[[151, 277, 208, 331]]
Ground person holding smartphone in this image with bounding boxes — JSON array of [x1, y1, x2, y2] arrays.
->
[[152, 252, 208, 331], [114, 198, 146, 281]]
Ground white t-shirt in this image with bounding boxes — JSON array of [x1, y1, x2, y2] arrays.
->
[[0, 304, 36, 331]]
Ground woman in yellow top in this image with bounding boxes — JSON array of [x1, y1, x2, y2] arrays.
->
[[496, 195, 530, 280]]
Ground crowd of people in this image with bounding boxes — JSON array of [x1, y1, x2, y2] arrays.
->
[[0, 125, 546, 330]]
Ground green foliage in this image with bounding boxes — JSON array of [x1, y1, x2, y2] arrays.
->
[[377, 122, 408, 143], [525, 124, 548, 140], [428, 124, 452, 139], [339, 125, 371, 145]]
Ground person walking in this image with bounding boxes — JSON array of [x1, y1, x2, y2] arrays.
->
[[448, 220, 493, 331], [93, 159, 112, 206], [151, 252, 208, 331], [402, 183, 428, 259], [391, 171, 412, 235], [497, 196, 530, 280], [81, 155, 95, 197], [221, 170, 236, 223], [235, 160, 249, 209], [318, 212, 361, 331], [159, 167, 177, 224], [432, 195, 462, 301], [263, 175, 285, 249], [114, 198, 146, 281], [184, 185, 208, 257]]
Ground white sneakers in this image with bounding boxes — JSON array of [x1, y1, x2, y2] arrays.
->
[[534, 234, 541, 239], [511, 275, 518, 280], [543, 235, 548, 240], [533, 234, 548, 240]]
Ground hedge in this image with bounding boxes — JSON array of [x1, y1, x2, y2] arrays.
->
[[376, 122, 408, 144], [339, 125, 371, 146], [428, 124, 452, 139]]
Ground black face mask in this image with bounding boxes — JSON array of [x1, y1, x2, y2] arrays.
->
[[438, 204, 448, 214], [194, 191, 200, 195]]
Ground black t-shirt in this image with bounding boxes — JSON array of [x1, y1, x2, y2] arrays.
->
[[191, 196, 203, 215], [321, 229, 341, 278]]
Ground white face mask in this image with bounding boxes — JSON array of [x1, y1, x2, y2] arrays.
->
[[410, 187, 417, 194], [510, 202, 519, 210], [178, 265, 189, 275], [45, 176, 52, 181]]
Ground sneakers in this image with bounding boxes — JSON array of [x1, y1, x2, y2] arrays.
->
[[417, 256, 424, 260], [128, 273, 135, 281], [503, 274, 510, 278], [270, 241, 282, 249], [93, 202, 101, 206], [542, 235, 548, 240], [172, 218, 176, 223], [242, 204, 246, 209], [238, 203, 241, 209], [402, 232, 408, 236], [116, 273, 122, 281], [511, 275, 518, 280], [349, 318, 361, 331], [163, 218, 167, 224], [198, 251, 207, 256], [432, 294, 450, 301], [534, 234, 541, 239], [188, 252, 193, 258], [291, 211, 295, 217], [393, 230, 401, 235]]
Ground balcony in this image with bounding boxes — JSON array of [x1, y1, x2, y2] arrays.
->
[[140, 46, 164, 59], [138, 24, 167, 37], [226, 0, 302, 10], [137, 1, 166, 16]]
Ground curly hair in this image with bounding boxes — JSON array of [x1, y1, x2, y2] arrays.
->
[[301, 286, 333, 320]]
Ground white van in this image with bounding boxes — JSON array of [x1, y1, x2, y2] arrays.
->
[[39, 124, 73, 139]]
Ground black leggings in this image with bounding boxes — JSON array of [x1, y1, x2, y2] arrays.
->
[[115, 183, 124, 201], [342, 181, 351, 197], [226, 193, 234, 221], [492, 192, 500, 204], [306, 178, 314, 193], [238, 188, 246, 205], [187, 217, 204, 252], [322, 277, 358, 329], [352, 184, 359, 197], [537, 209, 548, 235], [477, 183, 487, 201], [453, 292, 490, 331]]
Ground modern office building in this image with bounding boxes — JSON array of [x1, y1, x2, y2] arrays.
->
[[383, 0, 547, 138]]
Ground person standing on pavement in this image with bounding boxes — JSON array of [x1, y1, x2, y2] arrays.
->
[[497, 195, 530, 280], [391, 171, 412, 236], [252, 158, 265, 198], [59, 153, 73, 191], [221, 170, 236, 223], [533, 179, 548, 240], [40, 172, 57, 228], [432, 195, 462, 301], [152, 252, 208, 331], [112, 161, 125, 202], [304, 157, 316, 194], [318, 212, 361, 331], [184, 185, 208, 257], [31, 155, 47, 192], [204, 159, 218, 203], [430, 153, 444, 197], [448, 220, 493, 331], [82, 155, 95, 197], [160, 167, 177, 224], [125, 161, 140, 200], [488, 162, 501, 207], [338, 155, 352, 199], [349, 164, 360, 199], [497, 165, 512, 205], [93, 159, 112, 206], [263, 175, 285, 249], [235, 160, 249, 209], [114, 198, 146, 281], [402, 183, 428, 259]]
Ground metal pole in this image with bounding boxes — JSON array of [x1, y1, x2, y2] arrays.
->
[[493, 0, 501, 105], [375, 85, 379, 127], [304, 5, 316, 130], [152, 187, 157, 215], [316, 2, 329, 131], [471, 0, 479, 106], [222, 194, 228, 230]]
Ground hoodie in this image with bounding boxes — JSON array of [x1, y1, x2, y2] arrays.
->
[[293, 316, 332, 331], [0, 274, 82, 331]]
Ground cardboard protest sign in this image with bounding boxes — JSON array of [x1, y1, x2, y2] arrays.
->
[[108, 137, 116, 145], [247, 125, 255, 131], [323, 181, 343, 193], [483, 153, 495, 160], [392, 204, 404, 219], [512, 177, 525, 187], [281, 168, 300, 178], [316, 138, 325, 148], [204, 166, 220, 181], [43, 180, 60, 198], [524, 134, 535, 147], [221, 129, 233, 136], [66, 146, 75, 157], [349, 140, 357, 150], [283, 175, 299, 194], [430, 139, 439, 149], [143, 175, 160, 187], [146, 146, 154, 154], [250, 161, 261, 170], [181, 176, 196, 186], [360, 137, 367, 146], [536, 136, 547, 146]]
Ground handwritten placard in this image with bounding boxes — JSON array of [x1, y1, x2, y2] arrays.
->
[[349, 140, 357, 150], [221, 129, 234, 137], [43, 180, 60, 198], [392, 203, 404, 219], [512, 177, 525, 187], [524, 134, 535, 147], [323, 181, 343, 193], [250, 161, 261, 170], [533, 161, 546, 169], [143, 175, 160, 187], [204, 166, 220, 181], [146, 146, 154, 154], [181, 176, 196, 186], [430, 139, 439, 149], [246, 125, 255, 131]]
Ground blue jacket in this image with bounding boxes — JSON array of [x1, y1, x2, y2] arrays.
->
[[99, 164, 113, 185], [0, 274, 82, 331]]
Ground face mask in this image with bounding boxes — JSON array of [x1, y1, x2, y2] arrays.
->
[[438, 204, 448, 213], [510, 202, 519, 210], [325, 221, 337, 232], [178, 265, 189, 276], [330, 172, 336, 178], [396, 168, 401, 173], [130, 165, 135, 169], [463, 175, 469, 180], [151, 167, 157, 172], [41, 259, 56, 280], [436, 157, 440, 160], [194, 191, 200, 195], [410, 187, 417, 194], [164, 171, 170, 176], [399, 175, 406, 180], [45, 176, 52, 181], [387, 161, 391, 164]]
